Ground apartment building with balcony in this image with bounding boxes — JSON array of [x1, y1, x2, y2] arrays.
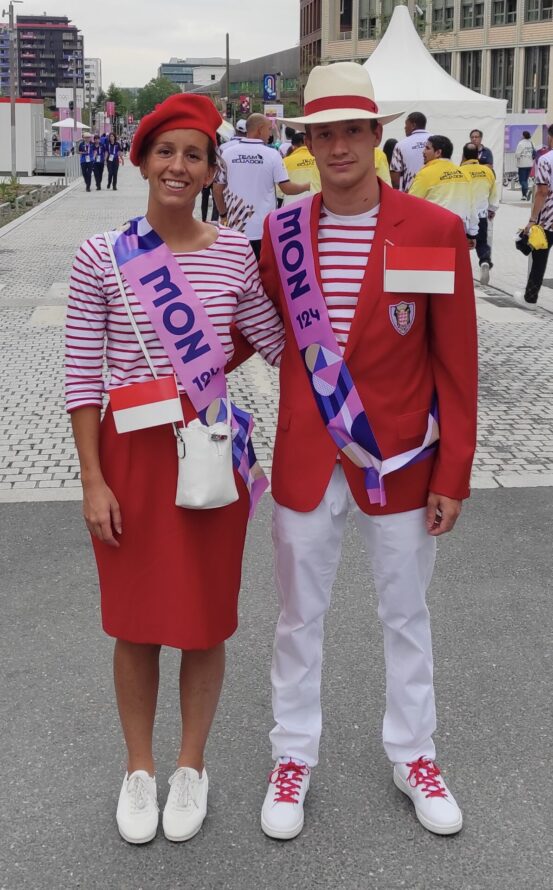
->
[[0, 22, 15, 97], [85, 57, 102, 105], [301, 0, 553, 116], [16, 14, 84, 103]]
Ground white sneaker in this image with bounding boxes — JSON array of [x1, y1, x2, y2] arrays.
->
[[480, 262, 490, 286], [116, 770, 159, 844], [261, 758, 311, 840], [393, 757, 462, 836], [162, 767, 208, 842]]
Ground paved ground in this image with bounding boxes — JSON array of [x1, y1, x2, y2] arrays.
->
[[2, 488, 553, 890], [1, 164, 553, 498], [2, 165, 553, 889]]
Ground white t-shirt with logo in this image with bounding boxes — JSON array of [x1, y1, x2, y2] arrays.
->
[[390, 129, 430, 192], [217, 138, 289, 240]]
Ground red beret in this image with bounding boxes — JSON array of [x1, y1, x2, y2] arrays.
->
[[130, 93, 222, 166]]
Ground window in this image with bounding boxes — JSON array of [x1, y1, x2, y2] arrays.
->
[[432, 0, 455, 30], [525, 0, 553, 19], [523, 46, 550, 108], [210, 74, 216, 81], [432, 52, 452, 74], [460, 50, 482, 90], [490, 48, 514, 110], [492, 0, 517, 23], [381, 0, 403, 32], [461, 0, 484, 27], [359, 0, 378, 38], [340, 0, 353, 31]]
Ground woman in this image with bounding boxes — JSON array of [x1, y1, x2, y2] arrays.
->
[[65, 93, 284, 845], [106, 132, 123, 190], [514, 130, 534, 201], [382, 137, 397, 169]]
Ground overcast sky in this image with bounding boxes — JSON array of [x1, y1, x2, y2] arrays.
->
[[19, 1, 300, 87]]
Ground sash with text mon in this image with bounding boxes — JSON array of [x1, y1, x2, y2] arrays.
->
[[268, 197, 439, 507], [108, 217, 268, 514]]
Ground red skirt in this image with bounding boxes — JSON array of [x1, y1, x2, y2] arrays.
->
[[92, 402, 250, 649]]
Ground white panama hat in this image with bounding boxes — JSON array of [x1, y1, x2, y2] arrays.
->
[[281, 62, 403, 129]]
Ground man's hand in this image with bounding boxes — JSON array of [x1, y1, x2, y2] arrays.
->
[[467, 238, 476, 250], [488, 210, 496, 220], [426, 492, 462, 537]]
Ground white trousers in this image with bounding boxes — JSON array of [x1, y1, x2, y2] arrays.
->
[[270, 465, 437, 767]]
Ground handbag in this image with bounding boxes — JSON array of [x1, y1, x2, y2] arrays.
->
[[104, 232, 239, 510]]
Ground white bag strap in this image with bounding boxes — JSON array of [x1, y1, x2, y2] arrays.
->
[[103, 230, 233, 434]]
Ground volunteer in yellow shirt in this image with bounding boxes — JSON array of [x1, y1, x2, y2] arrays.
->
[[460, 142, 499, 285], [375, 147, 391, 185], [409, 135, 478, 243], [277, 132, 321, 206]]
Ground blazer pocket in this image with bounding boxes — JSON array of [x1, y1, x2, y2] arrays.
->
[[277, 406, 292, 431], [397, 408, 428, 441]]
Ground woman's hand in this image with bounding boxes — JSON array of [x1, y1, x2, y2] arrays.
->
[[83, 478, 122, 547]]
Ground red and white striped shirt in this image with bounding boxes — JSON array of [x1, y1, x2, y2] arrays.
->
[[65, 226, 284, 412], [318, 204, 379, 352]]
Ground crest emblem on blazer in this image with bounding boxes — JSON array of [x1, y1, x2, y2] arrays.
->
[[389, 301, 415, 336]]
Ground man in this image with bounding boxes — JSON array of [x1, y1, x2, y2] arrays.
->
[[469, 128, 494, 169], [78, 133, 93, 192], [277, 132, 321, 205], [461, 142, 499, 285], [390, 111, 430, 192], [213, 113, 309, 259], [409, 135, 478, 245], [517, 123, 553, 307], [258, 63, 477, 840]]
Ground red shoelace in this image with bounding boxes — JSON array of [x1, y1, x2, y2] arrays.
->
[[405, 756, 447, 799], [269, 761, 310, 804]]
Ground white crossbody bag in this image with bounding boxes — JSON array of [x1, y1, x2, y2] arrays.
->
[[105, 233, 239, 510]]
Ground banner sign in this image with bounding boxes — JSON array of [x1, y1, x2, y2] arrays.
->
[[239, 95, 251, 115], [263, 74, 278, 102], [106, 101, 116, 117]]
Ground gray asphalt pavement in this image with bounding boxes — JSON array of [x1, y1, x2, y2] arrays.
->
[[2, 488, 552, 890]]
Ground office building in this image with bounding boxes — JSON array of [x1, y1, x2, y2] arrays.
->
[[84, 57, 102, 105], [301, 0, 553, 116], [16, 14, 84, 102], [159, 57, 239, 91]]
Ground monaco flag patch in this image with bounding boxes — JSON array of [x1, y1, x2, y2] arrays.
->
[[109, 374, 184, 434], [384, 246, 456, 294]]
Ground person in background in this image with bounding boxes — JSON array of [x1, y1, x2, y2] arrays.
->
[[469, 129, 493, 169], [516, 123, 553, 308], [276, 131, 321, 205], [213, 113, 310, 259], [106, 132, 123, 191], [461, 142, 498, 285], [409, 135, 478, 246], [515, 131, 535, 201], [92, 134, 106, 191], [374, 145, 391, 185], [201, 134, 221, 222], [382, 137, 397, 169], [390, 112, 430, 191], [279, 126, 296, 158], [220, 119, 246, 154], [78, 133, 93, 192]]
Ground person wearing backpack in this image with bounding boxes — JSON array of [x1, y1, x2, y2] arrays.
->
[[515, 131, 535, 200]]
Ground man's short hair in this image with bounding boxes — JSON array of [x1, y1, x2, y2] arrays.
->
[[246, 113, 267, 135], [462, 142, 479, 161], [548, 123, 553, 138], [406, 111, 427, 130], [522, 130, 531, 139], [285, 126, 296, 140], [291, 132, 305, 147], [470, 128, 483, 138], [428, 134, 453, 159]]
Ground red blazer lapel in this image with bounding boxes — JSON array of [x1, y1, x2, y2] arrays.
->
[[344, 182, 406, 360]]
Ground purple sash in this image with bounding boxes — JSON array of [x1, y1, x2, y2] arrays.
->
[[109, 216, 268, 514], [268, 197, 439, 507]]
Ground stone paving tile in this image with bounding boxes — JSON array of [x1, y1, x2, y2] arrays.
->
[[1, 166, 553, 502]]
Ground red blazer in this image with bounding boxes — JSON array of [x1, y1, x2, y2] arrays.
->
[[259, 185, 478, 516]]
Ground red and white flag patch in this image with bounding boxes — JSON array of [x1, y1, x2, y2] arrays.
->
[[109, 375, 184, 434], [384, 246, 456, 294]]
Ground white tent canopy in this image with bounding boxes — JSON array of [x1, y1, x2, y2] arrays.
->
[[364, 5, 507, 184], [51, 118, 90, 130]]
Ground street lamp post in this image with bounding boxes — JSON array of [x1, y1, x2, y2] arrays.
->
[[2, 0, 23, 179]]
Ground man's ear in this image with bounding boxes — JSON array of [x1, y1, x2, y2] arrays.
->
[[373, 121, 383, 148]]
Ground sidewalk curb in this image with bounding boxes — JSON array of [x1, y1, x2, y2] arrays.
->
[[0, 178, 82, 240]]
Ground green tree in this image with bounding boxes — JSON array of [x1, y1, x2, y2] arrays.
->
[[136, 77, 181, 119]]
